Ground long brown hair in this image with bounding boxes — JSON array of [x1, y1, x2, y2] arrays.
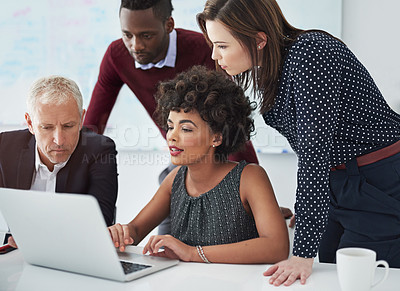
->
[[197, 0, 303, 113]]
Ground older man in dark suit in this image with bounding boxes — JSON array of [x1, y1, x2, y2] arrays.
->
[[0, 76, 118, 247]]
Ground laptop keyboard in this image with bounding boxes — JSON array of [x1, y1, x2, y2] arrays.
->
[[120, 261, 152, 274]]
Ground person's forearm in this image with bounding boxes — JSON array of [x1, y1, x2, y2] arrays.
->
[[128, 221, 143, 246], [195, 237, 289, 264], [127, 216, 162, 246]]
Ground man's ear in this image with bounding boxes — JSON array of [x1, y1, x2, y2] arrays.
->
[[256, 31, 267, 50], [165, 16, 175, 34], [25, 113, 35, 135]]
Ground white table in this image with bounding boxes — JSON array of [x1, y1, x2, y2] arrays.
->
[[1, 249, 399, 291]]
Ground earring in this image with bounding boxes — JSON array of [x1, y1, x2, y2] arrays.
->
[[258, 45, 261, 49], [212, 145, 216, 148]]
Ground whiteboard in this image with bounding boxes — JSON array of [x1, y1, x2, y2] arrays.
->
[[0, 1, 120, 126], [0, 0, 342, 152]]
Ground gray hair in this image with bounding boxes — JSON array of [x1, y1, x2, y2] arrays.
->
[[26, 75, 84, 117]]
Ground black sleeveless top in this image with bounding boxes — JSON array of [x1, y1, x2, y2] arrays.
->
[[170, 161, 259, 246]]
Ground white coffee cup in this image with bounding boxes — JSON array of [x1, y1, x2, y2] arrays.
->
[[336, 247, 389, 291]]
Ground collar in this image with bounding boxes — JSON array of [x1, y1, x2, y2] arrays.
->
[[135, 29, 177, 70], [34, 142, 69, 173]]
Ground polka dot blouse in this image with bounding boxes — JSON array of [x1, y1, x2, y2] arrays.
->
[[263, 31, 400, 258]]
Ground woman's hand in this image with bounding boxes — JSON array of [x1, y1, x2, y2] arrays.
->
[[143, 235, 195, 262], [108, 223, 134, 252], [263, 256, 314, 286]]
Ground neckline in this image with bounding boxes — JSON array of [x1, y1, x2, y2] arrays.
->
[[182, 161, 243, 199]]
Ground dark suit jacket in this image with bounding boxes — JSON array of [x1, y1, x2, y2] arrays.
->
[[0, 127, 118, 226]]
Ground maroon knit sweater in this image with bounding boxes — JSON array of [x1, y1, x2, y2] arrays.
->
[[84, 28, 258, 163]]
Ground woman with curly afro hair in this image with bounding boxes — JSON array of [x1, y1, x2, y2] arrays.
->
[[108, 66, 289, 264]]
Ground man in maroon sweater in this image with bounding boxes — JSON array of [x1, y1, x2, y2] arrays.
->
[[84, 0, 261, 233]]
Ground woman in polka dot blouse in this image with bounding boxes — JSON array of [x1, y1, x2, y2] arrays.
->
[[198, 0, 400, 287]]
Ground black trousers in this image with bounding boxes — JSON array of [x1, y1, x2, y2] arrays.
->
[[319, 153, 400, 268]]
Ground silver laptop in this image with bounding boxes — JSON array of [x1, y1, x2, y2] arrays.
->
[[0, 188, 178, 282]]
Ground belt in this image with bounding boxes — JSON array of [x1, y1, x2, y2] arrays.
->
[[331, 140, 400, 171]]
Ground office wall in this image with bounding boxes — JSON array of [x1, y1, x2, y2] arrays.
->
[[342, 0, 400, 112]]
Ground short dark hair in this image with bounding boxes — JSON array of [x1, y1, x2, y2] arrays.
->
[[154, 65, 255, 161], [120, 0, 173, 21]]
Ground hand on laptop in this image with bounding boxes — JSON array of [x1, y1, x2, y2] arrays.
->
[[143, 234, 193, 262], [108, 223, 134, 252]]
